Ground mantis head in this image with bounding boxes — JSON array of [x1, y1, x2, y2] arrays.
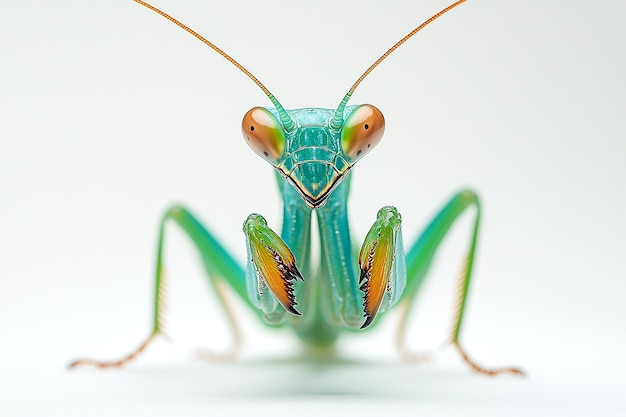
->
[[241, 104, 385, 208]]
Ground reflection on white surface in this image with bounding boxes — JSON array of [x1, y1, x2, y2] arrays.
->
[[2, 349, 624, 416]]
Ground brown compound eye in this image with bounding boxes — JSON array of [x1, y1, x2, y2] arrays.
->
[[340, 104, 385, 162], [242, 107, 286, 163]]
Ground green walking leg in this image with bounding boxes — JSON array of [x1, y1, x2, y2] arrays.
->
[[396, 190, 523, 376], [69, 205, 251, 368]]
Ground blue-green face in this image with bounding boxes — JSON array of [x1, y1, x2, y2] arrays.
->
[[242, 105, 385, 208]]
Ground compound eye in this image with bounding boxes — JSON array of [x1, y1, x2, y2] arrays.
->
[[242, 107, 286, 162], [340, 104, 385, 162]]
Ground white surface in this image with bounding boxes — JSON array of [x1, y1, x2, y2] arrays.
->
[[1, 0, 625, 415]]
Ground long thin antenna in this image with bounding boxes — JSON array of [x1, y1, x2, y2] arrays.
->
[[331, 0, 468, 130], [133, 0, 294, 131]]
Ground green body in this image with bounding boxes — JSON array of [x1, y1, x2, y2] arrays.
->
[[153, 105, 482, 349]]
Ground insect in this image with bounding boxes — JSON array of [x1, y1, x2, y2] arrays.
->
[[70, 0, 522, 376]]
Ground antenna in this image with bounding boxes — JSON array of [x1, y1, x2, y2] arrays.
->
[[133, 0, 295, 131], [331, 0, 469, 130]]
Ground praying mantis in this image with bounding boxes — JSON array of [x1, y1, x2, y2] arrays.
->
[[70, 0, 522, 376]]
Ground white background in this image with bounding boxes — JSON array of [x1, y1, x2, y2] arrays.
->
[[1, 0, 625, 415]]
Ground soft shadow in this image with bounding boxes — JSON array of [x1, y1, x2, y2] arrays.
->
[[121, 352, 509, 401]]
